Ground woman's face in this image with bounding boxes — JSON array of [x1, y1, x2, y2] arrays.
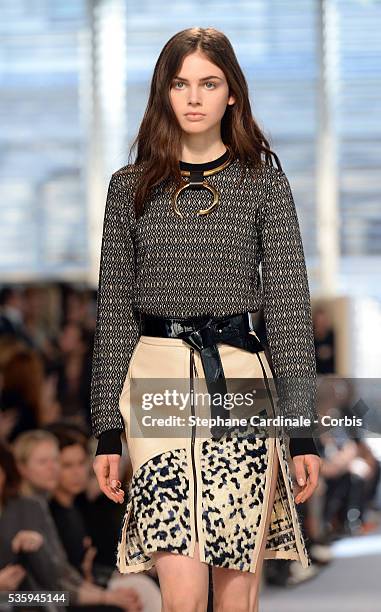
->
[[59, 323, 82, 354], [18, 440, 60, 492], [57, 444, 89, 497], [169, 50, 235, 137]]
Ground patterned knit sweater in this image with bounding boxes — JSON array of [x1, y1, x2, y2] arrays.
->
[[90, 149, 319, 458]]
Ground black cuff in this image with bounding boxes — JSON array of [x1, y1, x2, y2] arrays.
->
[[289, 436, 320, 458], [95, 429, 122, 456]]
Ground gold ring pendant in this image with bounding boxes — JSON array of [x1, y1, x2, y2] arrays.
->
[[172, 180, 219, 219], [172, 144, 233, 219]]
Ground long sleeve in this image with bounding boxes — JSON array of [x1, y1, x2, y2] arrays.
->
[[0, 497, 60, 591], [0, 495, 83, 606], [90, 171, 141, 449], [257, 169, 320, 457]]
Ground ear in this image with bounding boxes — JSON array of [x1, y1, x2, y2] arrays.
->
[[227, 94, 236, 106]]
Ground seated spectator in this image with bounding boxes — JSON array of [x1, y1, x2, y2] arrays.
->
[[0, 287, 35, 349], [313, 306, 336, 374], [47, 427, 96, 578], [3, 431, 143, 611], [0, 442, 34, 597], [1, 349, 43, 441], [0, 336, 63, 444], [55, 323, 90, 425], [46, 424, 161, 600]]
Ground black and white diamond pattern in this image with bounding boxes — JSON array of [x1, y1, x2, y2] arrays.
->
[[90, 160, 317, 439]]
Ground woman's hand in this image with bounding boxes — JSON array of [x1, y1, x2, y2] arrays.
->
[[93, 454, 125, 503], [103, 586, 143, 612], [11, 530, 44, 553], [0, 564, 26, 590], [293, 454, 321, 504], [80, 536, 97, 582]]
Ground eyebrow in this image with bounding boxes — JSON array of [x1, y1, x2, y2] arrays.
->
[[173, 75, 223, 82]]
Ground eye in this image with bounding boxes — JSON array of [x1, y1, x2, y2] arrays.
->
[[172, 80, 217, 90]]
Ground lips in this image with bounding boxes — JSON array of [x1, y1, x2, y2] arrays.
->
[[185, 113, 205, 122]]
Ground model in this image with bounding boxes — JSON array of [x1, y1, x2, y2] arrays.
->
[[91, 26, 321, 612]]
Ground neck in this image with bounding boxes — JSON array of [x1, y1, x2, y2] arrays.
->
[[20, 480, 51, 501], [53, 488, 74, 508], [180, 134, 226, 164]]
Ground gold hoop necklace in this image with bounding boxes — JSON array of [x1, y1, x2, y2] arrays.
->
[[172, 145, 233, 218]]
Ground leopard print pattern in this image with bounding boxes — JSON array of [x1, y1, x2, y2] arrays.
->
[[116, 448, 192, 571], [116, 437, 310, 574], [199, 431, 301, 572], [200, 431, 269, 571]]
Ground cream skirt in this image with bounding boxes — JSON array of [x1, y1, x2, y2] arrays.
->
[[116, 332, 311, 574]]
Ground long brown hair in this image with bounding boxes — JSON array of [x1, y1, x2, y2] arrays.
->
[[126, 27, 282, 219], [2, 349, 44, 422]]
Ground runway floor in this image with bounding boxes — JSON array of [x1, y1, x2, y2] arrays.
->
[[260, 528, 381, 612]]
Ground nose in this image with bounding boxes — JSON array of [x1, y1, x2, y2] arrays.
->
[[187, 84, 202, 106]]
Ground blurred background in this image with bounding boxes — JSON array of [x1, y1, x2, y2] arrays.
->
[[0, 1, 380, 611]]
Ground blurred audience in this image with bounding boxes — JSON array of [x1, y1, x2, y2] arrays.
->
[[0, 431, 148, 610], [256, 304, 381, 588], [0, 287, 36, 349], [313, 306, 336, 374], [46, 424, 130, 585]]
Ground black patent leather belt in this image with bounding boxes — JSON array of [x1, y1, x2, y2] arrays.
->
[[139, 311, 266, 440]]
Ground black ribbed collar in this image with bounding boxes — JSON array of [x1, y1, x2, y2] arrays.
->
[[179, 147, 230, 172]]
